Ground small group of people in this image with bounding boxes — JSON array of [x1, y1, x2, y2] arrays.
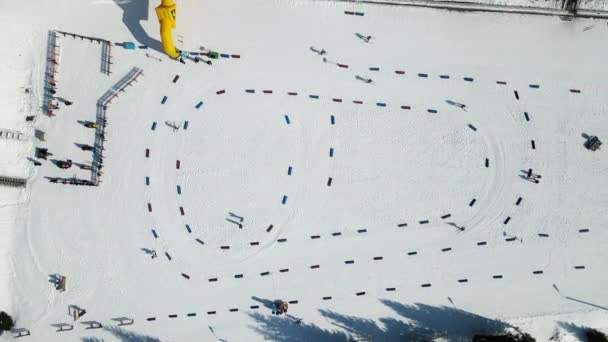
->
[[46, 115, 106, 186], [46, 80, 73, 116], [49, 177, 94, 186], [271, 301, 289, 315]]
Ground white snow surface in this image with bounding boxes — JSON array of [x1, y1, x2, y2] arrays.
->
[[1, 0, 608, 341], [368, 0, 608, 11]]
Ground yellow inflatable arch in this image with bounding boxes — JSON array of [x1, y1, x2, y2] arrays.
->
[[155, 0, 180, 58]]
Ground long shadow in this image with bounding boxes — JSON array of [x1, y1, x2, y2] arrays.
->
[[565, 296, 608, 311], [251, 296, 275, 310], [75, 143, 94, 151], [249, 300, 508, 341], [558, 321, 587, 341], [320, 309, 418, 341], [112, 0, 163, 54], [27, 157, 42, 166], [382, 300, 507, 340]]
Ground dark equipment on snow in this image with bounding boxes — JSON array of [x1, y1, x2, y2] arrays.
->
[[56, 160, 73, 169], [36, 147, 51, 160], [584, 135, 602, 151], [0, 311, 15, 332], [55, 275, 67, 292]]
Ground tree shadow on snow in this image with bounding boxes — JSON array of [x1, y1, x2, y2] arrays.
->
[[249, 311, 353, 342], [381, 300, 507, 341], [81, 326, 161, 342], [112, 0, 163, 54], [249, 300, 508, 342], [558, 321, 588, 341]]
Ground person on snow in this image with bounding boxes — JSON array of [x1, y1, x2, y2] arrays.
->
[[272, 301, 288, 315], [355, 33, 373, 43]]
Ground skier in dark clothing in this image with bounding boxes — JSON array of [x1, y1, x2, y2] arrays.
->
[[525, 169, 541, 183], [195, 57, 212, 65]]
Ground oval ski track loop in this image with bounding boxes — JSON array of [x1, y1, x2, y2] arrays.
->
[[143, 82, 531, 284]]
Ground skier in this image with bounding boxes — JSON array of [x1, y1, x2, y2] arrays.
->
[[64, 100, 73, 106], [356, 33, 373, 43], [355, 75, 373, 84], [309, 46, 327, 55], [57, 159, 72, 169], [525, 169, 541, 184], [446, 100, 467, 111], [229, 212, 244, 222], [195, 57, 212, 65]]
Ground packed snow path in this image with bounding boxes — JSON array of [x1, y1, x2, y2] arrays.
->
[[6, 0, 608, 341]]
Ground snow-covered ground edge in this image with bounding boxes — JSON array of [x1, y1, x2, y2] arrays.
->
[[325, 0, 608, 16], [1, 0, 608, 340], [0, 6, 44, 323]]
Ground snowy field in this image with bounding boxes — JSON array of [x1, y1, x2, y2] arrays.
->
[[1, 0, 608, 341], [369, 0, 608, 12]]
